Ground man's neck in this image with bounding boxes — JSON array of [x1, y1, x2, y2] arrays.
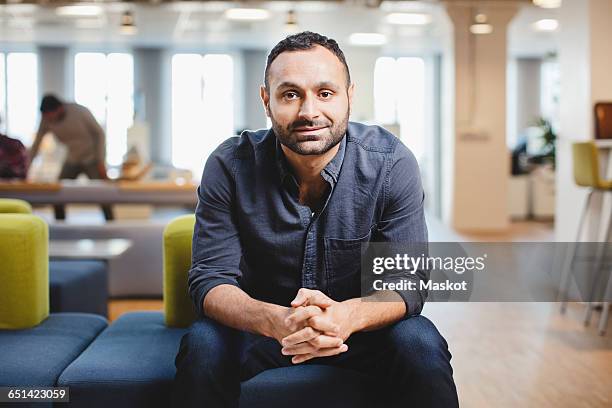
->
[[281, 143, 340, 186]]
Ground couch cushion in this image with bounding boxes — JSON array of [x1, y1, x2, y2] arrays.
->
[[0, 198, 32, 214], [58, 311, 377, 408], [49, 261, 108, 317], [58, 311, 186, 408], [0, 214, 48, 329], [0, 313, 107, 387]]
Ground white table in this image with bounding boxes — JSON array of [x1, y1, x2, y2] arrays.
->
[[49, 238, 132, 261]]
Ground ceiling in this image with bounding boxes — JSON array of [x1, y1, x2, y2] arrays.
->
[[0, 1, 558, 56]]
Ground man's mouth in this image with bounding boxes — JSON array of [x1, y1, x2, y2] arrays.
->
[[293, 126, 328, 135]]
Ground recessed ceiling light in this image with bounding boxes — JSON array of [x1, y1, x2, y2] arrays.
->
[[533, 19, 559, 31], [533, 0, 562, 8], [470, 13, 493, 35], [224, 8, 270, 21], [470, 23, 493, 35], [386, 13, 431, 25], [349, 33, 387, 46], [56, 5, 102, 17]]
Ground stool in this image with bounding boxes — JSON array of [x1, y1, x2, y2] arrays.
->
[[50, 261, 109, 317], [559, 141, 612, 335]]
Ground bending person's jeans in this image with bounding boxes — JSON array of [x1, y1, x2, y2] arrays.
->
[[54, 160, 114, 221], [173, 315, 458, 408]]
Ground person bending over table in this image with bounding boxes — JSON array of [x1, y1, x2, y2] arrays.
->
[[29, 94, 114, 221], [173, 31, 458, 408]]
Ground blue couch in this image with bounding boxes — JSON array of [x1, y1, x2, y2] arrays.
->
[[2, 214, 378, 407]]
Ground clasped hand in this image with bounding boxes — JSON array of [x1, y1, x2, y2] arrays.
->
[[276, 288, 354, 364]]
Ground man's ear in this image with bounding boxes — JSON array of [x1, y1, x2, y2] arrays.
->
[[260, 85, 271, 118], [347, 82, 355, 111]]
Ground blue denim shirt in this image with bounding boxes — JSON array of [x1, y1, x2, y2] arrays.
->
[[189, 121, 428, 319]]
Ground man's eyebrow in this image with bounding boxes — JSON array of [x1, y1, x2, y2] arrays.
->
[[275, 81, 340, 91], [276, 82, 301, 91]]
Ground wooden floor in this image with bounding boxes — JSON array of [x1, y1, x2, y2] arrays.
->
[[108, 220, 612, 407]]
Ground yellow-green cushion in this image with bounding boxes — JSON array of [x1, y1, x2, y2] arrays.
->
[[0, 214, 49, 329], [0, 198, 32, 214], [163, 214, 197, 328]]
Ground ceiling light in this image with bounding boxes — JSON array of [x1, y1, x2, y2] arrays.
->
[[386, 13, 431, 25], [533, 19, 559, 31], [0, 4, 38, 14], [284, 10, 299, 34], [56, 5, 102, 17], [120, 10, 137, 35], [533, 0, 562, 8], [224, 8, 270, 21], [470, 13, 493, 35], [349, 33, 387, 46]]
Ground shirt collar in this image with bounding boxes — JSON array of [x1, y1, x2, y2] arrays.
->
[[274, 133, 346, 184]]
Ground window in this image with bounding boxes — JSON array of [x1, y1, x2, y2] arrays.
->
[[0, 52, 39, 144], [74, 52, 134, 166], [172, 53, 234, 179], [374, 56, 426, 161]]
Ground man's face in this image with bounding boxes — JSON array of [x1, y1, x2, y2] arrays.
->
[[261, 45, 354, 156]]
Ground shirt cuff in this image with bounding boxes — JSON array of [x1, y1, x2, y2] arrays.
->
[[192, 278, 241, 318]]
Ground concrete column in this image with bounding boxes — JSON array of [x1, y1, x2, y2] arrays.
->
[[133, 47, 167, 164], [445, 2, 519, 231], [556, 0, 612, 241], [38, 46, 69, 100], [243, 49, 268, 130]]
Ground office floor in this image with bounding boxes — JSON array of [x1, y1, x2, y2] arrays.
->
[[106, 220, 609, 407]]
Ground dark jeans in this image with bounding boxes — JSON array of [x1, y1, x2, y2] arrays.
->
[[173, 315, 458, 408], [54, 161, 114, 221]]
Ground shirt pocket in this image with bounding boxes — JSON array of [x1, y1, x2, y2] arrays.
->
[[324, 226, 375, 301]]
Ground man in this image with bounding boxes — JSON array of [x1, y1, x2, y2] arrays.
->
[[174, 32, 458, 407], [30, 94, 113, 220]]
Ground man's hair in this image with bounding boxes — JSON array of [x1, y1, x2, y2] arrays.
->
[[264, 31, 351, 90], [40, 94, 63, 113]]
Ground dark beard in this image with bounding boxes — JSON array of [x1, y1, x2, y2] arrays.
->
[[270, 108, 349, 156]]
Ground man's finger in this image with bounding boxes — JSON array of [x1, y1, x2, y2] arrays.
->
[[307, 315, 340, 335], [281, 326, 320, 347], [292, 344, 348, 364], [307, 335, 343, 349], [284, 305, 322, 329], [290, 288, 313, 307], [282, 341, 318, 356], [291, 288, 334, 309]]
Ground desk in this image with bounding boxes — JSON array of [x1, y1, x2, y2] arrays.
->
[[0, 180, 197, 206], [50, 238, 132, 261]]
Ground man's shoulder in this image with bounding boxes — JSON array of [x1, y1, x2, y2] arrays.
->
[[346, 122, 400, 154], [212, 128, 272, 161]]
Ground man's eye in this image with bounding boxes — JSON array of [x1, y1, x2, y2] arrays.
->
[[285, 92, 299, 99], [320, 91, 333, 99]]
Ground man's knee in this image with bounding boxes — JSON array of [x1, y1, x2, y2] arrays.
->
[[176, 317, 240, 376], [386, 316, 452, 375]]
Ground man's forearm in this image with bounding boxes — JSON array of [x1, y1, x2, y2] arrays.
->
[[345, 291, 407, 333], [203, 284, 283, 338]]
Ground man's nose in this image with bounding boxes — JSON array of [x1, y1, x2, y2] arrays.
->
[[298, 94, 320, 121]]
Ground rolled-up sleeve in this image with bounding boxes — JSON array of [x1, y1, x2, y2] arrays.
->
[[376, 140, 429, 317], [188, 139, 243, 318]]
